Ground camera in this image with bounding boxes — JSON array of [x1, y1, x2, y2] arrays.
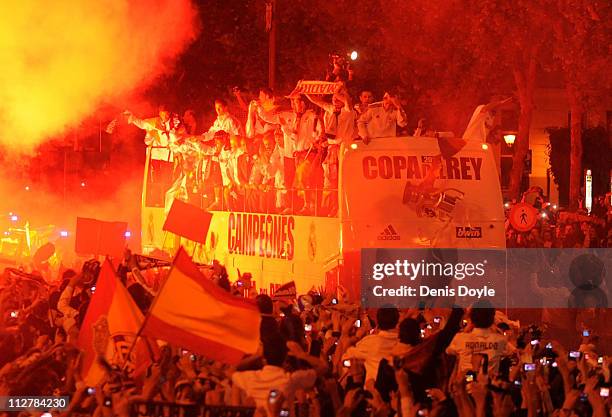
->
[[465, 371, 476, 383], [280, 410, 290, 417], [354, 319, 361, 328], [304, 324, 312, 332], [343, 359, 351, 368], [598, 356, 604, 365], [87, 387, 96, 395], [530, 339, 539, 346], [600, 387, 610, 398], [569, 351, 581, 359], [190, 354, 197, 362], [331, 298, 338, 305], [10, 311, 18, 318], [545, 342, 553, 349], [417, 409, 429, 416], [582, 329, 590, 337], [433, 316, 441, 324], [523, 363, 536, 372]]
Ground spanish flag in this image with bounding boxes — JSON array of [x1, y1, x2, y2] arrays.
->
[[142, 248, 261, 364], [78, 260, 148, 385]]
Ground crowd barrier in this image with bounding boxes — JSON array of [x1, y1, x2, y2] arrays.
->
[[130, 400, 256, 417]]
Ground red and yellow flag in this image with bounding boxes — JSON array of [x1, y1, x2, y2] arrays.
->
[[142, 248, 261, 364], [78, 260, 149, 385]]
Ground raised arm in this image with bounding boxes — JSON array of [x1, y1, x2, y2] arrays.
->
[[305, 94, 333, 113], [124, 111, 155, 131], [257, 105, 283, 125]]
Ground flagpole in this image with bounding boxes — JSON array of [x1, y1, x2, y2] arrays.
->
[[121, 247, 184, 371]]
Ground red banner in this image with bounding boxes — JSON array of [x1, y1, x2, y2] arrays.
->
[[163, 200, 212, 244], [75, 217, 127, 259]]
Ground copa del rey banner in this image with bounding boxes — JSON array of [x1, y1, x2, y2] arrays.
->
[[289, 80, 343, 96]]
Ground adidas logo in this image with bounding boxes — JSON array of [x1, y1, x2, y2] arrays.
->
[[377, 225, 401, 241]]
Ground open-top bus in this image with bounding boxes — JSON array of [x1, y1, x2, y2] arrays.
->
[[141, 136, 505, 298]]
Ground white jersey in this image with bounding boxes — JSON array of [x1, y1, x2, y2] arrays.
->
[[357, 103, 407, 139], [446, 327, 514, 374]]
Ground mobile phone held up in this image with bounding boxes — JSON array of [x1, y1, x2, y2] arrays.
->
[[523, 363, 536, 372], [269, 389, 280, 404]]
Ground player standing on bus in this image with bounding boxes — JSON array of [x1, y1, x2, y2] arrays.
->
[[257, 95, 323, 215], [305, 89, 356, 216], [357, 91, 408, 144], [124, 105, 175, 206]]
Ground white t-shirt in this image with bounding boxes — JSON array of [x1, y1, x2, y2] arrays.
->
[[343, 330, 399, 382], [232, 365, 317, 409]]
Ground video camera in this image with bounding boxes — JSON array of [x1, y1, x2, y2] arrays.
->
[[327, 53, 352, 83]]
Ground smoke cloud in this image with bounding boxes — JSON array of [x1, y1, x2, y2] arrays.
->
[[0, 0, 199, 151]]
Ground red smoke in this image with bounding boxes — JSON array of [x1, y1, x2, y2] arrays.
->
[[0, 0, 199, 151]]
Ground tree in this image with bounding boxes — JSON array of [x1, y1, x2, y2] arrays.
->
[[546, 0, 612, 209], [547, 126, 611, 206], [378, 0, 511, 133], [462, 0, 554, 200]]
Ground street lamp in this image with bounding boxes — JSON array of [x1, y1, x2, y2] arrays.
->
[[503, 134, 516, 146]]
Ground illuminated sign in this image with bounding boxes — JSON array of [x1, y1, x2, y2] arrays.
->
[[585, 169, 592, 213]]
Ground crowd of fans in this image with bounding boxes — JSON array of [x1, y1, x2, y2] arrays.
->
[[0, 234, 610, 417], [505, 194, 612, 249], [1, 60, 610, 417]]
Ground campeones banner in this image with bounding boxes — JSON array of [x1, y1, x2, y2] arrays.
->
[[288, 80, 343, 96], [228, 213, 295, 260]]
